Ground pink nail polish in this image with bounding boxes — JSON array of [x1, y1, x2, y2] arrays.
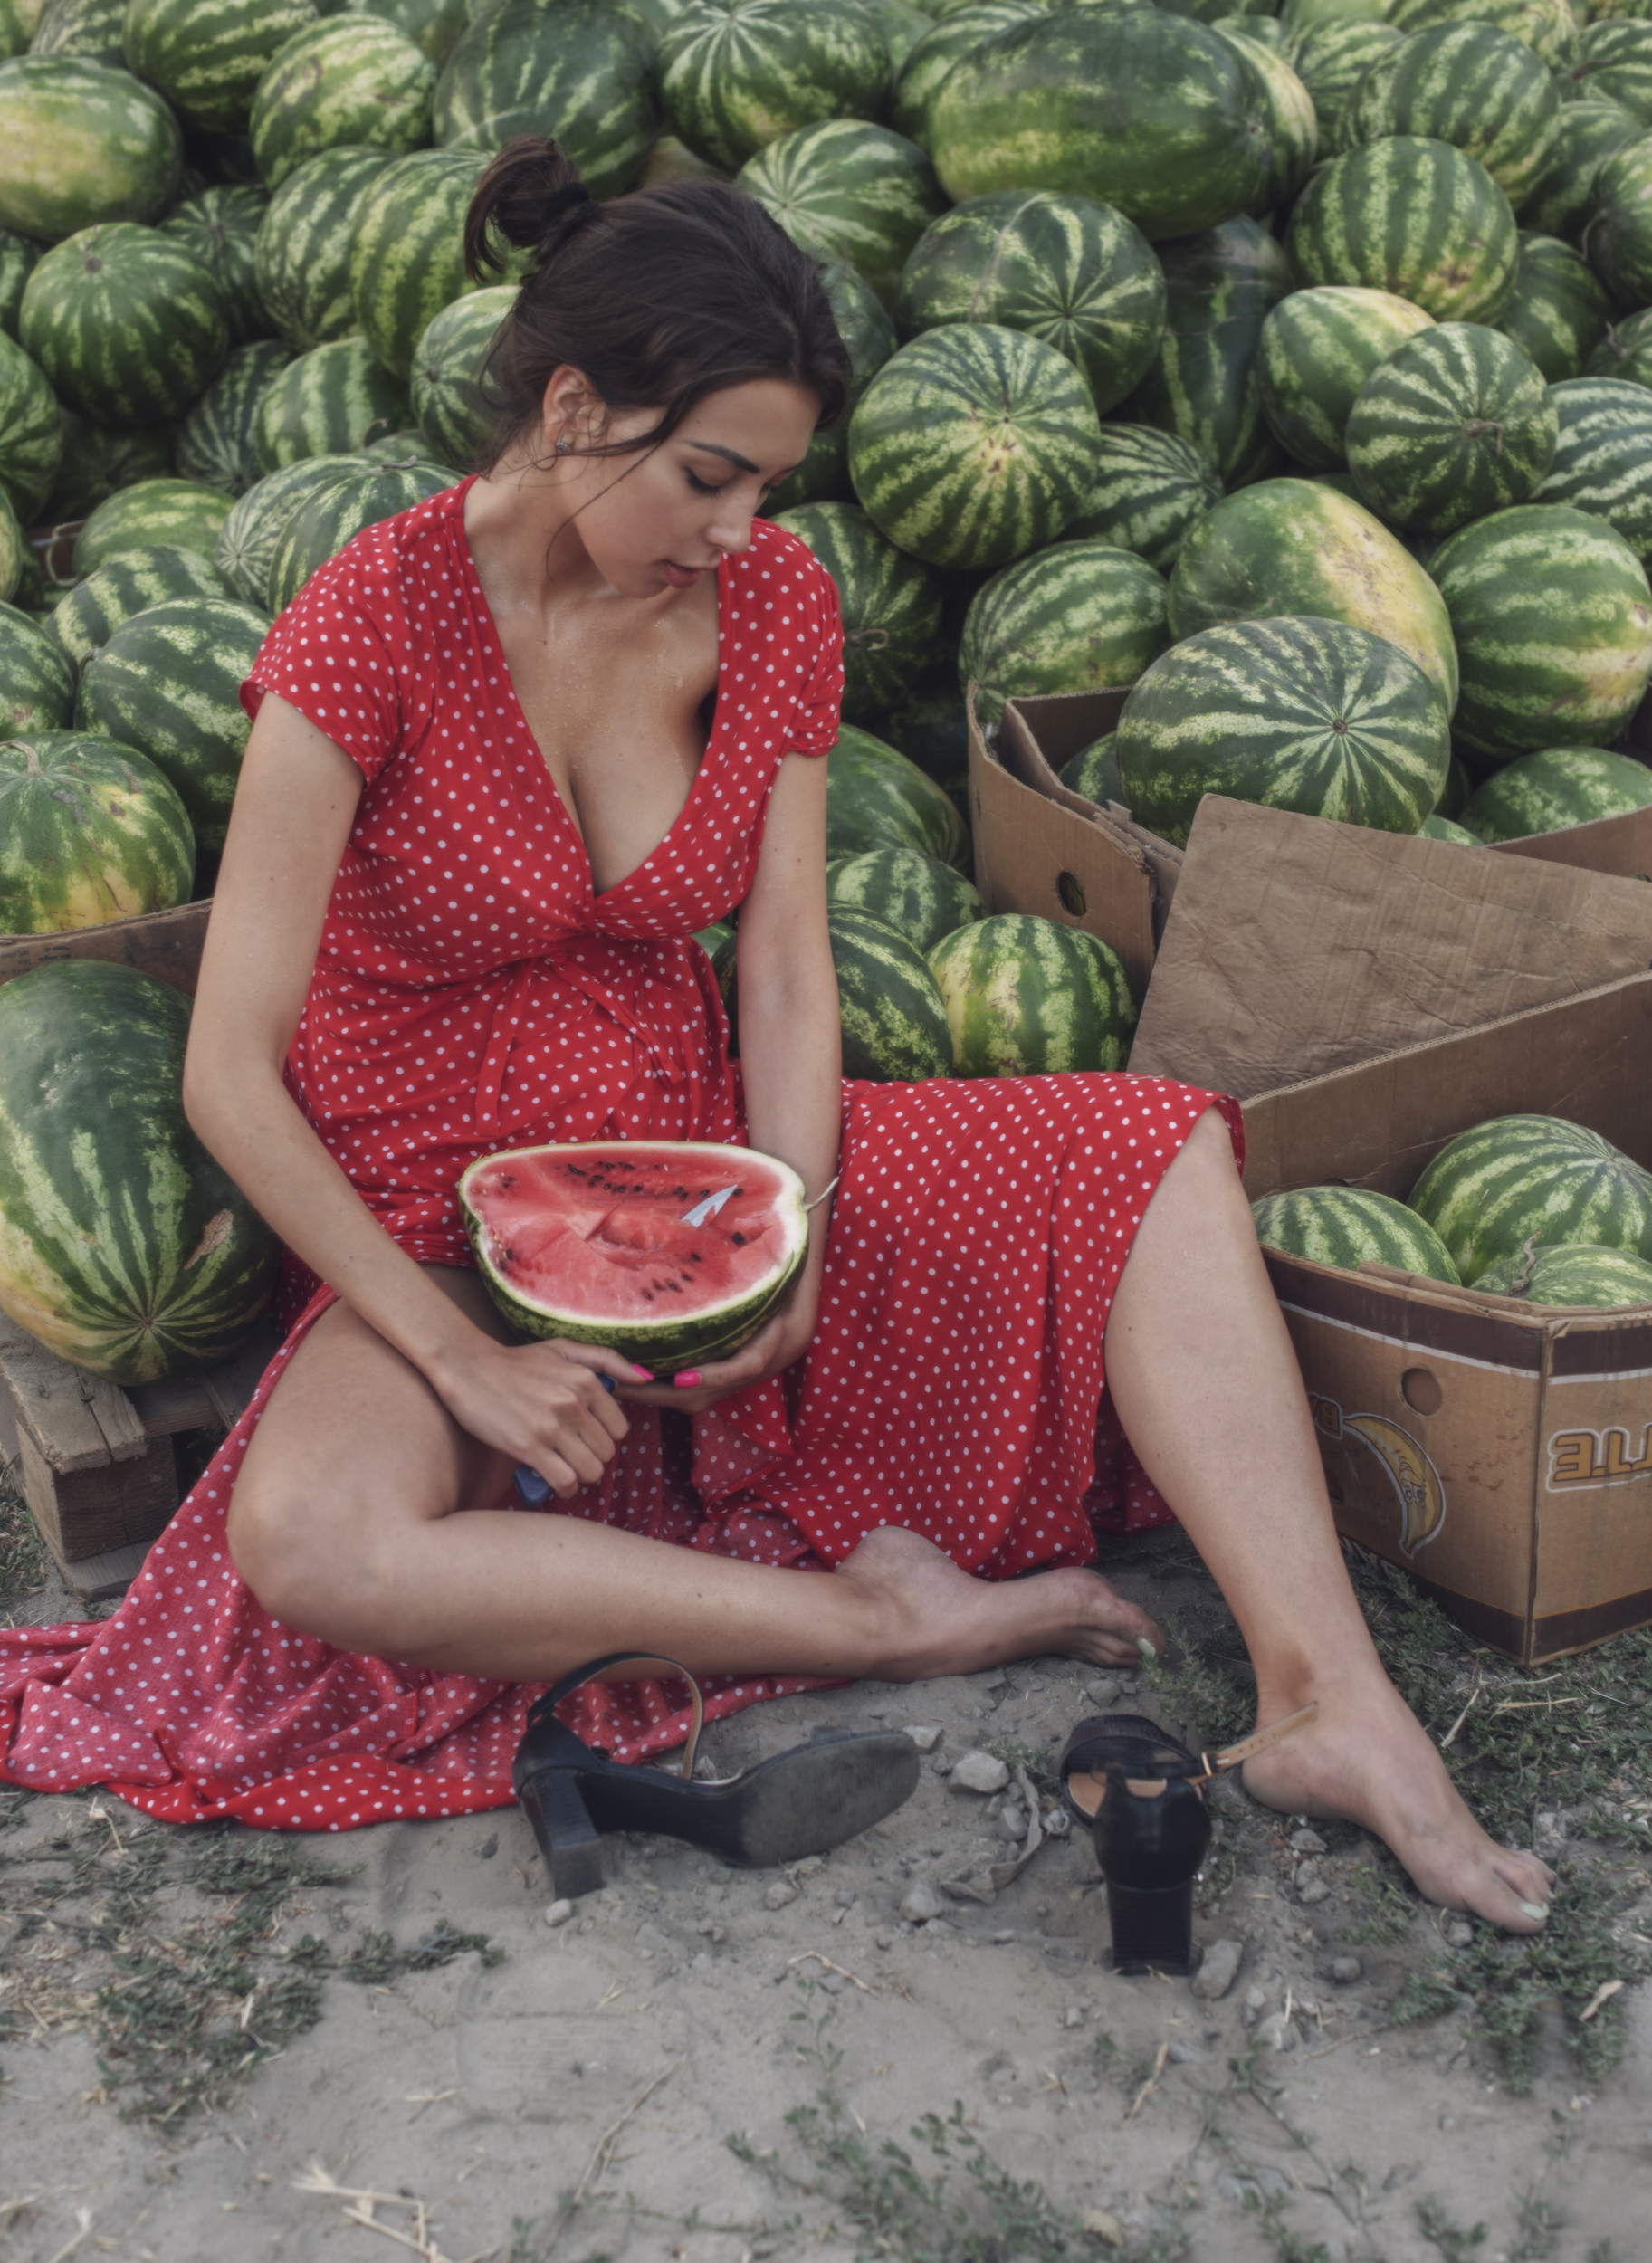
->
[[673, 1370, 702, 1388], [631, 1364, 654, 1380]]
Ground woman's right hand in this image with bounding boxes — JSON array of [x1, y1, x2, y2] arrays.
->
[[430, 1332, 638, 1497]]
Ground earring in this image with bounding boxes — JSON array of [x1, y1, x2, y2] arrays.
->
[[555, 430, 572, 455]]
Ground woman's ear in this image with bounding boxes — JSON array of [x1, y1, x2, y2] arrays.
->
[[539, 364, 597, 453]]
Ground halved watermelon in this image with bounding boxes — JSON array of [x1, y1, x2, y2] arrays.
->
[[459, 1139, 807, 1376]]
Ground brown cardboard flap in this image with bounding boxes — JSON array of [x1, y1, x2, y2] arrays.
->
[[0, 899, 212, 998], [1489, 802, 1652, 882], [1131, 797, 1652, 1099], [1002, 692, 1186, 920]]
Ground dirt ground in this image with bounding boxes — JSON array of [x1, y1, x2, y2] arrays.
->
[[2, 1533, 1648, 2263]]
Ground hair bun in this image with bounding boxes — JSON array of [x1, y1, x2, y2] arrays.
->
[[464, 137, 586, 281]]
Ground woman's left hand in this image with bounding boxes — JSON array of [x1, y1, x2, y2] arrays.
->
[[617, 1270, 822, 1413]]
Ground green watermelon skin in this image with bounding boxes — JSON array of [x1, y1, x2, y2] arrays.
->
[[770, 502, 944, 722], [73, 477, 233, 576], [74, 595, 267, 851], [739, 120, 945, 310], [928, 11, 1268, 241], [890, 1, 1043, 146], [1534, 374, 1652, 564], [214, 454, 358, 607], [158, 185, 269, 351], [767, 259, 893, 514], [848, 322, 1103, 571], [1461, 744, 1652, 836], [41, 408, 173, 521], [49, 542, 234, 672], [334, 0, 466, 69], [826, 845, 985, 956], [1497, 232, 1609, 382], [1252, 1186, 1462, 1283], [1215, 23, 1318, 215], [1287, 20, 1403, 158], [0, 728, 193, 931], [827, 907, 952, 1082], [867, 0, 931, 74], [0, 960, 279, 1382], [1429, 502, 1652, 756], [1418, 811, 1478, 843], [265, 457, 451, 615], [1286, 137, 1519, 324], [960, 540, 1170, 729], [1058, 731, 1122, 808], [253, 147, 395, 355], [875, 679, 969, 811], [1409, 1114, 1652, 1285], [29, 0, 126, 65], [1065, 425, 1220, 574], [1115, 615, 1449, 848], [0, 227, 39, 337], [253, 337, 410, 473], [0, 58, 181, 240], [825, 721, 970, 872], [1582, 132, 1652, 304], [0, 488, 23, 604], [1258, 284, 1434, 473], [1168, 477, 1459, 713], [434, 0, 657, 196], [20, 223, 227, 427], [410, 283, 515, 471], [0, 326, 62, 519], [1517, 97, 1639, 241], [1119, 217, 1293, 489], [1564, 17, 1652, 118], [1345, 321, 1558, 534], [347, 147, 492, 381], [1345, 24, 1561, 207], [1588, 305, 1652, 387], [251, 17, 436, 191], [658, 0, 891, 177], [123, 0, 317, 135], [1473, 1239, 1652, 1306], [928, 912, 1138, 1077], [1386, 0, 1580, 70], [0, 605, 73, 733], [177, 339, 294, 496]]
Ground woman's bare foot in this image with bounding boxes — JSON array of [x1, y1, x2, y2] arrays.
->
[[1241, 1673, 1556, 1934], [832, 1525, 1163, 1679]]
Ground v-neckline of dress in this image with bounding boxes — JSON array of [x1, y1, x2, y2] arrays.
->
[[453, 474, 730, 903]]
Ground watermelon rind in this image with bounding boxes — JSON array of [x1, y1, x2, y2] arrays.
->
[[0, 57, 182, 241], [0, 728, 194, 932], [0, 960, 278, 1381], [1460, 745, 1652, 837], [40, 410, 174, 524], [0, 603, 73, 733], [1287, 20, 1404, 159], [251, 17, 436, 191], [0, 225, 40, 338], [890, 1, 1044, 148], [1563, 15, 1652, 116], [1581, 131, 1652, 305], [73, 477, 234, 578], [1473, 1240, 1652, 1307], [960, 540, 1170, 729], [1418, 812, 1478, 844], [48, 542, 234, 673], [1285, 136, 1519, 325], [434, 0, 659, 199], [176, 339, 294, 497], [765, 257, 893, 514], [159, 184, 270, 352], [29, 0, 127, 67], [770, 501, 944, 723], [1386, 0, 1580, 71], [825, 845, 985, 956], [825, 721, 970, 873], [0, 490, 23, 606], [334, 0, 465, 70], [739, 119, 945, 310], [1409, 1113, 1652, 1284], [459, 1137, 809, 1376], [21, 221, 229, 428], [1215, 21, 1318, 215], [1252, 1186, 1462, 1284], [657, 0, 891, 178], [1257, 284, 1435, 473], [1533, 374, 1652, 566], [928, 911, 1138, 1077], [1344, 23, 1561, 206], [1058, 732, 1122, 809], [255, 336, 411, 474], [1588, 305, 1652, 387], [1518, 96, 1639, 242], [1344, 320, 1559, 534], [0, 326, 62, 520], [1497, 232, 1609, 383], [828, 906, 953, 1082], [347, 146, 492, 381], [214, 453, 363, 608], [410, 284, 516, 470], [122, 0, 319, 136], [265, 458, 451, 616], [1063, 425, 1222, 575], [253, 146, 397, 354]]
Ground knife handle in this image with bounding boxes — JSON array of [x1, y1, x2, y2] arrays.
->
[[514, 1371, 616, 1506]]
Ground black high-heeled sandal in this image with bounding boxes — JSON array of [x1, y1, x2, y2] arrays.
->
[[512, 1652, 922, 1899], [1057, 1704, 1318, 1974]]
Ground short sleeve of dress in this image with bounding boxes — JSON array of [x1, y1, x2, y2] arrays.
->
[[240, 540, 403, 784], [777, 543, 845, 758]]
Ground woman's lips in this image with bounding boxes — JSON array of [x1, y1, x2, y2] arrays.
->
[[661, 561, 705, 588]]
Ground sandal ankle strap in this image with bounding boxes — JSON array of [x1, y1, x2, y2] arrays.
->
[[533, 1653, 707, 1781], [1192, 1701, 1318, 1785]]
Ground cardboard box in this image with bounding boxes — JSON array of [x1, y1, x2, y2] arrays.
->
[[1132, 797, 1652, 1662], [0, 896, 211, 998]]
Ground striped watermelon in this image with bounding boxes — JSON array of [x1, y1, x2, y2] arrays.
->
[[1563, 16, 1652, 115], [159, 185, 269, 351], [0, 227, 39, 338], [848, 323, 1103, 570], [770, 501, 943, 721], [960, 540, 1170, 729], [928, 912, 1138, 1076], [1582, 134, 1652, 304], [253, 338, 409, 473], [363, 427, 452, 473], [828, 907, 952, 1082], [74, 594, 266, 851], [1345, 322, 1558, 534], [1344, 24, 1561, 207], [29, 0, 127, 65], [767, 258, 893, 513], [1258, 286, 1434, 473], [43, 410, 174, 521], [0, 58, 181, 239], [1214, 22, 1318, 215], [867, 0, 931, 72], [877, 681, 969, 811], [253, 147, 394, 355], [1287, 21, 1404, 158], [49, 543, 234, 672], [251, 17, 436, 191], [1058, 731, 1122, 807], [1252, 1186, 1462, 1284], [0, 960, 278, 1381], [0, 490, 23, 604], [0, 606, 73, 732], [1461, 745, 1652, 835], [0, 328, 61, 520], [1517, 97, 1640, 241], [1386, 0, 1580, 69], [826, 845, 985, 955], [1065, 426, 1220, 575], [1474, 1241, 1652, 1306], [265, 456, 451, 615], [1418, 812, 1478, 843], [410, 284, 514, 470], [1168, 478, 1459, 712], [1535, 374, 1652, 561], [658, 0, 891, 177], [177, 339, 293, 495], [0, 728, 193, 931], [927, 11, 1268, 240], [1114, 616, 1449, 847], [123, 0, 317, 134], [1119, 217, 1293, 489], [20, 223, 227, 427], [333, 0, 467, 69], [1428, 503, 1652, 755], [1286, 137, 1519, 324], [890, 1, 1043, 146], [1409, 1115, 1652, 1285], [73, 478, 233, 576], [347, 147, 492, 380], [825, 721, 970, 871], [740, 119, 944, 309], [1497, 233, 1609, 381], [434, 0, 658, 197], [214, 454, 356, 607], [1589, 305, 1652, 386]]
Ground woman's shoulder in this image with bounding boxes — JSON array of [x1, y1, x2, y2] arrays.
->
[[733, 516, 842, 618]]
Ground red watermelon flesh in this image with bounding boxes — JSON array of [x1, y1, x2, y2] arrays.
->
[[459, 1140, 808, 1374]]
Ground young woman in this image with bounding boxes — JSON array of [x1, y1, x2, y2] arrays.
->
[[0, 143, 1551, 1933]]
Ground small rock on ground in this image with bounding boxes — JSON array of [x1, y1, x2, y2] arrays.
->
[[1192, 1938, 1242, 2000], [900, 1880, 946, 1924], [764, 1881, 799, 1912], [1330, 1953, 1363, 1984], [904, 1724, 943, 1752], [949, 1751, 1010, 1795]]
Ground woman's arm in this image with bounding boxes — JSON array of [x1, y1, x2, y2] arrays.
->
[[183, 692, 630, 1494]]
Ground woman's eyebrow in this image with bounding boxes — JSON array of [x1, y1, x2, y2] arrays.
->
[[685, 440, 759, 473]]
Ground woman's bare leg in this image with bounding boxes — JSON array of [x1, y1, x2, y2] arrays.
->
[[228, 1266, 1161, 1685], [1103, 1109, 1555, 1933]]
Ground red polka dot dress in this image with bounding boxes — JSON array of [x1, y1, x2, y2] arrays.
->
[[0, 483, 1241, 1832]]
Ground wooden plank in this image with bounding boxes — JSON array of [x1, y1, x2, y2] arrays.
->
[[125, 1372, 219, 1437], [0, 1313, 149, 1473], [19, 1427, 177, 1561], [127, 1313, 281, 1438], [55, 1539, 154, 1605]]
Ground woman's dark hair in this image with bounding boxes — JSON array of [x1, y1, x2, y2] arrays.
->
[[463, 138, 852, 470]]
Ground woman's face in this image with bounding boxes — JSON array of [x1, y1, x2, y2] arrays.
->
[[542, 374, 822, 598]]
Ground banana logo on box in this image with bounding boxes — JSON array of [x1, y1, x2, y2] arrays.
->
[[1310, 1398, 1447, 1559]]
